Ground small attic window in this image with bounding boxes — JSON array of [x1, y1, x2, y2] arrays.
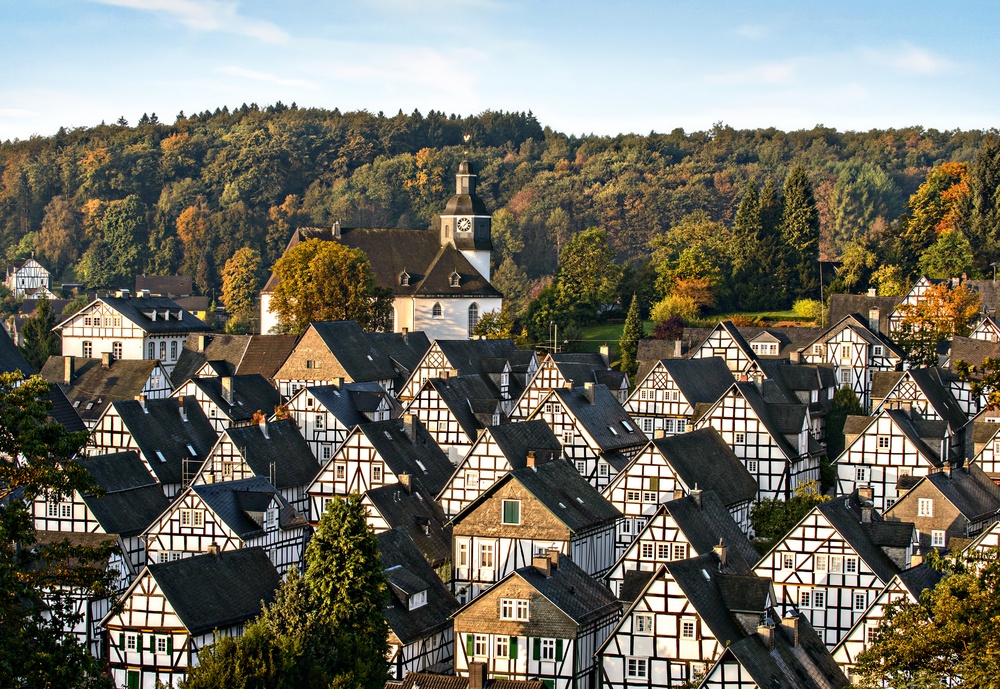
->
[[155, 451, 166, 463], [622, 420, 635, 433], [85, 402, 94, 410], [450, 271, 461, 288], [186, 445, 197, 456], [399, 271, 410, 287], [608, 426, 618, 436], [384, 431, 394, 440], [72, 400, 80, 408]]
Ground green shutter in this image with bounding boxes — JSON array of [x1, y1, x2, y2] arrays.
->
[[509, 636, 518, 659], [148, 635, 155, 652], [466, 634, 474, 657], [118, 632, 124, 649], [649, 477, 659, 491], [533, 637, 541, 661], [556, 639, 563, 662], [167, 636, 173, 655], [503, 500, 520, 524], [127, 670, 139, 689], [542, 680, 554, 689]]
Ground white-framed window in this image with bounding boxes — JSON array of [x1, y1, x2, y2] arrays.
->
[[156, 636, 168, 654], [635, 613, 654, 634], [125, 633, 137, 651], [335, 463, 346, 480], [641, 542, 654, 558], [502, 499, 521, 525], [735, 432, 745, 444], [432, 303, 442, 318], [465, 470, 479, 490], [457, 541, 468, 567], [783, 553, 794, 570], [495, 636, 509, 657], [170, 341, 178, 360], [656, 544, 670, 560], [575, 460, 586, 474], [747, 460, 758, 473], [500, 598, 530, 621], [845, 557, 858, 574], [680, 618, 697, 639], [468, 303, 480, 336], [877, 435, 890, 449], [179, 509, 204, 527], [84, 316, 92, 326], [160, 342, 166, 360], [627, 658, 648, 679], [663, 418, 676, 434], [641, 418, 653, 433], [322, 445, 332, 461], [315, 414, 324, 429], [112, 341, 122, 359], [841, 345, 851, 360], [839, 368, 851, 385], [540, 638, 556, 661], [815, 554, 827, 572], [830, 555, 844, 573], [626, 489, 641, 503], [800, 588, 826, 609], [932, 530, 946, 548], [82, 341, 93, 358], [563, 430, 574, 445], [672, 543, 687, 560], [480, 543, 494, 568], [854, 592, 867, 611], [408, 589, 427, 610], [599, 463, 609, 477], [918, 498, 933, 517], [372, 463, 383, 482], [642, 491, 656, 503], [639, 390, 648, 400], [855, 466, 869, 482], [473, 634, 488, 657], [867, 625, 878, 645]]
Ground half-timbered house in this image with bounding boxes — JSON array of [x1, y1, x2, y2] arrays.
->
[[510, 350, 627, 420], [758, 359, 839, 444], [143, 476, 308, 572], [526, 383, 648, 491], [687, 321, 760, 375], [450, 454, 620, 602], [599, 551, 773, 688], [969, 415, 1000, 483], [364, 475, 452, 571], [86, 396, 218, 497], [694, 382, 820, 501], [753, 487, 914, 648], [286, 382, 400, 462], [604, 491, 761, 599], [828, 293, 902, 335], [602, 429, 758, 552], [405, 375, 504, 462], [437, 420, 562, 518], [41, 354, 173, 428], [886, 275, 944, 333], [453, 552, 621, 689], [54, 293, 211, 374], [944, 336, 1000, 415], [830, 565, 942, 680], [380, 526, 460, 679], [306, 416, 453, 522], [871, 367, 968, 456], [102, 546, 280, 689], [882, 462, 1000, 553], [194, 418, 319, 516], [624, 358, 734, 437], [170, 374, 282, 433], [170, 333, 300, 387], [33, 451, 170, 576], [833, 409, 950, 510], [5, 257, 51, 297]]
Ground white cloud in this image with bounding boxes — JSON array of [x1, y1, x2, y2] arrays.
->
[[89, 0, 288, 43], [861, 43, 952, 75], [218, 66, 316, 89], [706, 62, 796, 86]]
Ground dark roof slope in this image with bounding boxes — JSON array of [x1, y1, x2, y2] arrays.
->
[[41, 356, 163, 424], [817, 493, 906, 583], [897, 563, 945, 598], [183, 374, 282, 423], [135, 274, 193, 296], [171, 334, 250, 386], [427, 376, 501, 440], [828, 293, 902, 333], [921, 464, 1000, 522], [311, 321, 399, 382], [949, 335, 1000, 372], [57, 296, 210, 334], [513, 556, 619, 626], [658, 357, 734, 404], [222, 419, 319, 490], [366, 478, 451, 567], [192, 476, 301, 539], [78, 451, 170, 537], [551, 384, 648, 453], [662, 491, 760, 573], [0, 327, 85, 432], [367, 330, 432, 381], [649, 428, 758, 508], [237, 334, 300, 380], [308, 383, 398, 429], [488, 420, 563, 467], [148, 547, 280, 635], [666, 554, 761, 645], [358, 418, 454, 496]]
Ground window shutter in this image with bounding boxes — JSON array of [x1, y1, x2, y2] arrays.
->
[[649, 477, 659, 491], [509, 636, 518, 659], [119, 632, 124, 649], [466, 634, 474, 657], [167, 636, 173, 655], [556, 639, 563, 662], [533, 637, 541, 661], [148, 635, 155, 652]]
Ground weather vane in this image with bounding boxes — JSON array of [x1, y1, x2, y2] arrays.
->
[[463, 132, 471, 154]]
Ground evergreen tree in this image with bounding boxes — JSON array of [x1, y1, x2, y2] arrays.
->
[[780, 166, 820, 300], [618, 294, 643, 380], [965, 135, 1000, 275], [19, 295, 61, 370], [221, 247, 262, 334]]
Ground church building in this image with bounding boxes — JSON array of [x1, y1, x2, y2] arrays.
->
[[260, 162, 503, 341]]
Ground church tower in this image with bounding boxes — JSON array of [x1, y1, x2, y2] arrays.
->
[[440, 161, 493, 280]]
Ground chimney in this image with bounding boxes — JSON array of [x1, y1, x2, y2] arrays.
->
[[63, 355, 75, 385], [526, 450, 537, 468], [546, 548, 560, 569], [713, 540, 727, 570], [532, 554, 552, 577], [582, 381, 595, 404], [221, 376, 234, 406], [673, 488, 685, 500], [102, 351, 113, 368], [468, 662, 487, 689], [197, 334, 208, 352], [335, 376, 345, 389], [781, 614, 800, 648], [206, 542, 219, 556], [332, 221, 341, 238], [402, 413, 417, 443], [401, 327, 409, 342], [757, 621, 775, 651], [942, 462, 952, 478], [858, 484, 874, 503], [788, 350, 801, 364], [869, 307, 880, 332], [674, 339, 683, 358], [861, 504, 873, 523], [260, 418, 269, 440], [178, 397, 188, 422], [911, 553, 924, 568], [137, 393, 148, 414], [599, 344, 610, 368], [654, 428, 666, 439], [563, 380, 574, 390], [868, 287, 877, 297], [399, 472, 412, 494], [690, 488, 703, 509]]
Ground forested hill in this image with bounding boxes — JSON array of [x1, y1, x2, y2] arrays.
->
[[0, 104, 988, 296]]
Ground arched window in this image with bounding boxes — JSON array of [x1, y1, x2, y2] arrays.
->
[[148, 342, 155, 359], [389, 309, 396, 332], [468, 303, 480, 336], [432, 303, 442, 318], [112, 342, 122, 360]]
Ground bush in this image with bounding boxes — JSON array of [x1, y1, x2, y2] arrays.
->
[[792, 298, 822, 321], [653, 315, 685, 340], [651, 294, 698, 323]]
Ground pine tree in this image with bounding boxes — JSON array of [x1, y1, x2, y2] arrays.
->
[[780, 166, 820, 299], [965, 135, 1000, 274], [618, 294, 643, 380], [20, 295, 61, 370]]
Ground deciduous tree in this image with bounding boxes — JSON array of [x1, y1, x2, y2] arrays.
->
[[895, 282, 981, 367], [35, 195, 82, 277], [221, 247, 262, 334], [555, 227, 622, 322]]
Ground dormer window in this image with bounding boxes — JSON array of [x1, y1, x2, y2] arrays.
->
[[450, 271, 461, 288], [399, 270, 410, 287], [408, 589, 427, 610]]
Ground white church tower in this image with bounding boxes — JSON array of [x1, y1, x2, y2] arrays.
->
[[440, 161, 493, 280]]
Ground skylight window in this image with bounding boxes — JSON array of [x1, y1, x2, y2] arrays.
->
[[155, 451, 167, 463], [186, 445, 197, 456], [608, 426, 618, 436], [621, 420, 634, 432], [416, 460, 427, 472], [384, 431, 394, 440], [558, 502, 567, 509]]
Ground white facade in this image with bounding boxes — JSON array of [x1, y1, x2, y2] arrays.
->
[[6, 257, 51, 298]]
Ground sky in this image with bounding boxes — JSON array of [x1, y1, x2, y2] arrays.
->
[[2, 0, 998, 141]]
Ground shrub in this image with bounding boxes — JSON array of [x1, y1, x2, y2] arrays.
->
[[793, 298, 822, 321]]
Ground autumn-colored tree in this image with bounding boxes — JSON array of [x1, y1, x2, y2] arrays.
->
[[471, 309, 514, 340], [270, 238, 393, 334], [898, 161, 969, 260], [266, 194, 310, 266], [895, 282, 981, 366], [221, 247, 262, 334], [870, 264, 910, 296], [175, 199, 211, 280], [35, 196, 81, 277]]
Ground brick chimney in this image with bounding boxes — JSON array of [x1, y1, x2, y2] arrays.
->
[[532, 554, 551, 577], [690, 487, 703, 509], [545, 548, 560, 569], [781, 614, 800, 648], [63, 355, 75, 385], [713, 540, 727, 569], [526, 450, 537, 468], [599, 344, 610, 368], [178, 397, 188, 422], [468, 662, 487, 689], [582, 381, 596, 404], [102, 351, 113, 368], [399, 472, 412, 494], [673, 488, 685, 500], [402, 413, 417, 443], [221, 376, 234, 406], [757, 620, 775, 650]]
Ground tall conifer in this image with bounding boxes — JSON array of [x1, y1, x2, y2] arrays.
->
[[780, 166, 820, 299]]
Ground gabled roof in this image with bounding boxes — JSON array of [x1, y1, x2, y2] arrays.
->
[[309, 321, 399, 382], [135, 274, 193, 296], [896, 563, 945, 598], [171, 334, 251, 386], [144, 547, 280, 635], [547, 352, 614, 386], [181, 374, 282, 424], [548, 384, 648, 453], [655, 357, 735, 405], [366, 330, 432, 384], [948, 335, 1000, 373], [661, 491, 760, 573], [305, 382, 401, 429], [41, 356, 165, 424], [872, 368, 968, 431], [111, 396, 218, 485], [378, 527, 458, 645], [365, 477, 451, 567], [220, 419, 319, 490], [902, 464, 1000, 523], [436, 339, 520, 377], [816, 493, 908, 583], [236, 334, 300, 380], [424, 376, 501, 441], [55, 296, 210, 334], [78, 451, 170, 537], [509, 556, 619, 626], [356, 418, 454, 496], [722, 382, 802, 460], [192, 476, 304, 539], [643, 428, 757, 508], [487, 420, 563, 467], [828, 293, 902, 333], [0, 327, 85, 432], [801, 313, 905, 358]]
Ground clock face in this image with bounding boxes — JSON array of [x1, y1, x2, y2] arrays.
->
[[457, 217, 472, 232]]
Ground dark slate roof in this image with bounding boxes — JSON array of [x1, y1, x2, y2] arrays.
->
[[366, 330, 432, 384], [488, 420, 563, 468], [803, 313, 905, 359], [171, 334, 250, 386], [135, 274, 192, 296], [874, 368, 968, 431], [964, 279, 1000, 313], [192, 476, 302, 539], [666, 554, 759, 645], [307, 383, 399, 429], [548, 352, 615, 389], [619, 568, 657, 603], [264, 227, 500, 298], [0, 327, 85, 432], [436, 339, 520, 378], [550, 384, 648, 453], [871, 370, 905, 401], [661, 492, 760, 573], [395, 674, 543, 689], [56, 296, 210, 334], [77, 451, 170, 537], [147, 547, 280, 635], [896, 563, 945, 598], [366, 478, 451, 567], [222, 419, 319, 490], [649, 428, 758, 508], [357, 418, 453, 496], [733, 326, 830, 359], [948, 335, 1000, 372], [378, 527, 459, 645], [41, 356, 163, 424], [427, 376, 501, 441], [236, 335, 300, 380], [512, 555, 620, 626], [503, 459, 620, 532], [310, 321, 400, 382], [883, 409, 946, 466], [656, 358, 735, 405], [817, 493, 906, 583], [919, 464, 1000, 522], [113, 396, 218, 485], [828, 293, 902, 333], [183, 374, 282, 424], [637, 338, 682, 363], [729, 382, 801, 460]]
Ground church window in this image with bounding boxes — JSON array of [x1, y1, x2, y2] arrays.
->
[[432, 303, 442, 318], [170, 341, 178, 360], [159, 342, 166, 360], [388, 309, 395, 332], [468, 303, 479, 336], [148, 342, 156, 359]]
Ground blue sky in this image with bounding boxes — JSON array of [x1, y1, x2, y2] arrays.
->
[[2, 1, 997, 140]]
